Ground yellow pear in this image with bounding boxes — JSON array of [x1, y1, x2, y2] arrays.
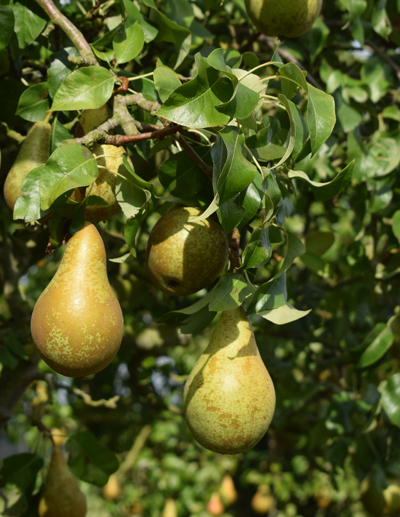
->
[[220, 474, 238, 506], [383, 483, 400, 515], [3, 120, 51, 211], [31, 221, 124, 378], [38, 446, 86, 517], [102, 473, 121, 500], [245, 0, 322, 38], [251, 486, 275, 514], [207, 492, 224, 516], [162, 498, 178, 517], [183, 307, 275, 454], [146, 206, 229, 296], [84, 144, 134, 222], [75, 104, 109, 137]]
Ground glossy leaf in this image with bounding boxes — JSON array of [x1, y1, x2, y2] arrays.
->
[[381, 374, 400, 428], [259, 303, 312, 325], [0, 6, 14, 51], [16, 83, 49, 122], [209, 274, 253, 311]]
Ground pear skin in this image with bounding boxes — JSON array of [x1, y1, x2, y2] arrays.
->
[[38, 446, 86, 517], [75, 104, 109, 138], [245, 0, 322, 38], [31, 222, 124, 378], [207, 492, 224, 516], [146, 206, 229, 296], [220, 474, 238, 506], [85, 144, 133, 222], [183, 307, 275, 454], [162, 498, 178, 517], [251, 486, 275, 514], [3, 121, 51, 211], [102, 473, 121, 500]]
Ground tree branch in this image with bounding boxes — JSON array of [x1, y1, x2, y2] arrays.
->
[[35, 0, 98, 65], [106, 124, 182, 145]]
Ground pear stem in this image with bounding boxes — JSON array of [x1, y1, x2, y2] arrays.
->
[[229, 228, 241, 271]]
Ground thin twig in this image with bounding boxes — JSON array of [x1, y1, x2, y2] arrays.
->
[[106, 124, 182, 145]]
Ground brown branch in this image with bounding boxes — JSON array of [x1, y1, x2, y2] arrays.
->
[[113, 77, 130, 96], [106, 125, 182, 145], [260, 35, 322, 90], [35, 0, 98, 66], [174, 133, 213, 181], [229, 228, 241, 271]]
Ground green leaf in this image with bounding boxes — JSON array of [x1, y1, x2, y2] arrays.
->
[[154, 64, 181, 102], [214, 127, 258, 205], [13, 165, 53, 222], [113, 21, 144, 65], [275, 95, 298, 167], [122, 154, 153, 191], [160, 290, 215, 326], [246, 128, 286, 162], [236, 173, 264, 227], [51, 67, 115, 112], [150, 7, 191, 69], [115, 163, 151, 219], [277, 62, 308, 98], [392, 210, 400, 241], [157, 53, 232, 128], [13, 2, 46, 49], [371, 0, 391, 38], [0, 6, 14, 51], [307, 85, 336, 155], [16, 83, 49, 122], [158, 146, 211, 197], [67, 431, 119, 486], [0, 453, 43, 492], [381, 373, 400, 428], [361, 56, 392, 103], [305, 231, 335, 255], [241, 226, 272, 269], [247, 274, 287, 314], [217, 200, 245, 233], [357, 325, 393, 368], [288, 160, 354, 202], [180, 305, 217, 334], [121, 0, 158, 42], [259, 303, 312, 325], [51, 118, 73, 152], [340, 0, 367, 19], [209, 274, 253, 311], [47, 47, 79, 99], [40, 145, 98, 210]]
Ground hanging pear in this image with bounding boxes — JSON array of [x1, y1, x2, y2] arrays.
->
[[183, 306, 275, 454], [3, 120, 51, 211], [162, 498, 178, 517], [38, 446, 87, 517], [84, 144, 133, 222], [31, 222, 124, 378], [75, 104, 109, 138], [220, 474, 238, 506]]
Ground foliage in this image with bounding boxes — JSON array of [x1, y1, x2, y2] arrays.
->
[[1, 0, 400, 516]]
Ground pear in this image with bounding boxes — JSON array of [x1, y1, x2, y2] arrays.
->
[[207, 492, 224, 516], [102, 473, 121, 500], [220, 474, 238, 506], [84, 144, 134, 222], [75, 104, 109, 138], [162, 498, 178, 517], [383, 483, 400, 515], [3, 120, 51, 211], [38, 446, 86, 517], [31, 221, 124, 378], [360, 476, 385, 517], [251, 486, 275, 514], [183, 307, 275, 454], [245, 0, 322, 38], [146, 206, 229, 296]]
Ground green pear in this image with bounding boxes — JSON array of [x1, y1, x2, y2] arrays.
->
[[162, 498, 178, 517], [183, 307, 275, 454], [383, 483, 400, 515], [3, 120, 51, 211], [75, 104, 109, 138], [31, 221, 124, 378], [251, 485, 275, 514], [38, 446, 87, 517], [84, 144, 133, 222], [245, 0, 322, 38], [146, 206, 229, 296], [102, 473, 121, 501], [360, 476, 385, 517], [220, 474, 238, 506]]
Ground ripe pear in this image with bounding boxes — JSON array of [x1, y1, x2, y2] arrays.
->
[[220, 474, 238, 506], [75, 104, 109, 138], [38, 446, 86, 517], [383, 483, 400, 515], [245, 0, 322, 38], [31, 221, 124, 378], [84, 144, 133, 222], [183, 307, 275, 454], [146, 206, 229, 296], [251, 486, 275, 514], [360, 476, 385, 517], [162, 498, 178, 517], [102, 473, 121, 500], [207, 492, 224, 516], [3, 120, 51, 211]]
